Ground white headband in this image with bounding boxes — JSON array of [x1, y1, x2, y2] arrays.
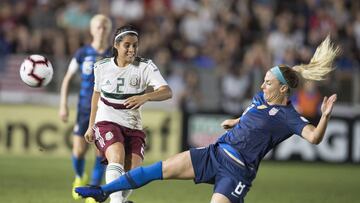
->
[[114, 31, 138, 41]]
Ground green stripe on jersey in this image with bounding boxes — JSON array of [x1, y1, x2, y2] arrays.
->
[[101, 89, 146, 100]]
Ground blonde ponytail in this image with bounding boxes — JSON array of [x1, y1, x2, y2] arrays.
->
[[292, 35, 340, 81]]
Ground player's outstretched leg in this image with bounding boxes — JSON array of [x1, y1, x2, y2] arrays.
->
[[76, 161, 163, 201]]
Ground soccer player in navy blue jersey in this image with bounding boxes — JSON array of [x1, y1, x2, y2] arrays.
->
[[76, 35, 339, 203], [59, 14, 112, 203]]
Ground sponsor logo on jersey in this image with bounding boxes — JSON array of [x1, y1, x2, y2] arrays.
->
[[130, 74, 140, 88], [105, 80, 111, 86], [269, 107, 279, 116]]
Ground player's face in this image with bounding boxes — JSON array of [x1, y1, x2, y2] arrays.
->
[[115, 35, 138, 64], [91, 20, 111, 42], [261, 71, 284, 103]]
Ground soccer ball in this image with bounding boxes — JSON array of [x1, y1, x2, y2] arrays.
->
[[19, 54, 53, 87]]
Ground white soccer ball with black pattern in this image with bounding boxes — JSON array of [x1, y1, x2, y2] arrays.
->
[[19, 54, 53, 87]]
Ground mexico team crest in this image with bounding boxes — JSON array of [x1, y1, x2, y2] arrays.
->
[[105, 131, 114, 141], [130, 75, 140, 88]]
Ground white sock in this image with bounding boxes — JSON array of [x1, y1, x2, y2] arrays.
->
[[106, 163, 125, 203]]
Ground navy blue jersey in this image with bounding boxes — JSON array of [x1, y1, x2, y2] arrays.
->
[[217, 92, 309, 170], [74, 45, 111, 111]]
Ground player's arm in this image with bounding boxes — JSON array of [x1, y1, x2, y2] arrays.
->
[[146, 85, 172, 101], [221, 117, 240, 130], [301, 94, 337, 144], [59, 58, 78, 122], [124, 85, 172, 109], [84, 90, 100, 143]]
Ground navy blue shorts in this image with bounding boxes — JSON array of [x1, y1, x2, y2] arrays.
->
[[73, 110, 90, 136], [190, 144, 256, 203]]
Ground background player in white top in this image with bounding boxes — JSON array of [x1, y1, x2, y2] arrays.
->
[[58, 14, 112, 203], [84, 25, 172, 203]]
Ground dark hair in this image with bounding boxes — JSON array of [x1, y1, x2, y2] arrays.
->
[[279, 65, 300, 89], [112, 25, 139, 58]]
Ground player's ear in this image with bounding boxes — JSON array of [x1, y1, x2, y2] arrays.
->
[[280, 85, 288, 94]]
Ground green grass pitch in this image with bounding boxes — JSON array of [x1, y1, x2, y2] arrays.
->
[[0, 155, 359, 203]]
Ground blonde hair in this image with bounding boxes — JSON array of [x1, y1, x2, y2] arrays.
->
[[90, 14, 112, 32], [292, 35, 340, 81]]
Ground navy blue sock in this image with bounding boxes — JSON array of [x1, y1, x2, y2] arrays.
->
[[72, 155, 85, 177], [90, 156, 105, 185], [101, 161, 163, 194]]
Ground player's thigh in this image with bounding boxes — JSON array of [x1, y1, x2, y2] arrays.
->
[[162, 151, 195, 179], [105, 142, 126, 164], [210, 193, 231, 203], [123, 131, 146, 170]]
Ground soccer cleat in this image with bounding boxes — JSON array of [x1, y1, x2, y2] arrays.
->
[[72, 174, 88, 200], [75, 186, 109, 202], [124, 201, 134, 203], [85, 197, 99, 203]]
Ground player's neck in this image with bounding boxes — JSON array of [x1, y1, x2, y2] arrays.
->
[[116, 58, 130, 68], [268, 95, 288, 106], [91, 40, 108, 53]]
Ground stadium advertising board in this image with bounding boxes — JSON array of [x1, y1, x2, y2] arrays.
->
[[0, 105, 181, 160], [185, 113, 360, 163], [188, 114, 229, 147]]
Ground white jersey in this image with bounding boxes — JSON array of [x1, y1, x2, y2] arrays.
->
[[94, 57, 168, 130]]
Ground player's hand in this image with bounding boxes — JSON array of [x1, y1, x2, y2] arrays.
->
[[84, 128, 95, 143], [124, 95, 149, 109], [59, 106, 69, 123], [321, 94, 337, 118], [221, 119, 238, 130]]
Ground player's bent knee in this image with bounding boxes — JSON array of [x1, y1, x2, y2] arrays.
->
[[210, 193, 231, 203], [105, 143, 125, 163], [73, 147, 88, 157]]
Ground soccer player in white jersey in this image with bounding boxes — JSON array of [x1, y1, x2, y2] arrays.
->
[[83, 25, 172, 203]]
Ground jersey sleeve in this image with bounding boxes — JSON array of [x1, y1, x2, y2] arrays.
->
[[145, 61, 168, 90], [66, 58, 79, 75], [93, 64, 101, 92], [66, 47, 83, 75], [286, 108, 310, 136], [252, 91, 266, 105]]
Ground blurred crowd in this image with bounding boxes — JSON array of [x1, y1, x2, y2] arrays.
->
[[1, 0, 360, 115]]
